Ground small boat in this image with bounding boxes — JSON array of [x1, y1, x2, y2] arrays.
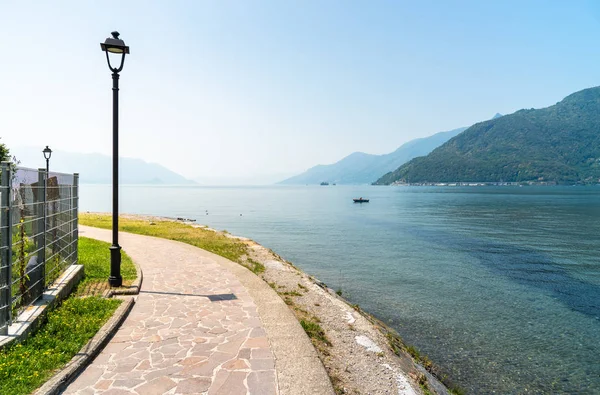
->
[[353, 197, 369, 203], [320, 182, 329, 186]]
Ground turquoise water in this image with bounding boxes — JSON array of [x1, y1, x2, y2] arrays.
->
[[81, 185, 600, 394]]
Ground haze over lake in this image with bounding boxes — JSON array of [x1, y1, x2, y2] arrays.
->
[[81, 184, 600, 393]]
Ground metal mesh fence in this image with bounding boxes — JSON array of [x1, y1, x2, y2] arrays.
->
[[0, 163, 79, 335], [0, 164, 11, 337]]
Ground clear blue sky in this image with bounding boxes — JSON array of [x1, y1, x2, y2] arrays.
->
[[2, 0, 600, 180]]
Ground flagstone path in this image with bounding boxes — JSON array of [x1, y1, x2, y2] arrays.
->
[[63, 226, 333, 395]]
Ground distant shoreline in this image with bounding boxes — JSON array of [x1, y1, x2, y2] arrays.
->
[[382, 181, 599, 186]]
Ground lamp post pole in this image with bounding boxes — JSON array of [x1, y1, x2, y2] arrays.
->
[[109, 68, 122, 287], [101, 31, 129, 287]]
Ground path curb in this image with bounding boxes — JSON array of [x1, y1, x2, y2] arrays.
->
[[103, 259, 143, 297], [34, 296, 136, 395]]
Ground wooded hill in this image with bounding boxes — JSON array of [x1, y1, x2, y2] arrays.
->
[[375, 87, 600, 185]]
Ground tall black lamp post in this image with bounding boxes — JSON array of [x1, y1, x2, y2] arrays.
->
[[101, 31, 130, 287]]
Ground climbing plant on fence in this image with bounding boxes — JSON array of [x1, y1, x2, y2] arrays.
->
[[0, 163, 79, 335]]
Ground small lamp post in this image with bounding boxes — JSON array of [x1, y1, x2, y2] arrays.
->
[[100, 31, 130, 287], [43, 146, 52, 174], [42, 146, 52, 282]]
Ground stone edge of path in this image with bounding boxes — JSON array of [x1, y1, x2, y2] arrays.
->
[[33, 296, 136, 395], [103, 258, 144, 297], [172, 239, 336, 395]]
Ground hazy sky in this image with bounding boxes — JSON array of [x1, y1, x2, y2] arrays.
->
[[2, 0, 600, 180]]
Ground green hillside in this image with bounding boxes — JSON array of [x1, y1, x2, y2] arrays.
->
[[375, 87, 600, 185]]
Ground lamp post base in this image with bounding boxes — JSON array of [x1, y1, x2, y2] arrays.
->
[[108, 245, 123, 287]]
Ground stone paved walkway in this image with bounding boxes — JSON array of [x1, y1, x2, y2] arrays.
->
[[64, 226, 333, 395]]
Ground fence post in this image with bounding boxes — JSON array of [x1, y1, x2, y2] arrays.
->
[[73, 173, 78, 265], [36, 169, 46, 288], [0, 162, 13, 334]]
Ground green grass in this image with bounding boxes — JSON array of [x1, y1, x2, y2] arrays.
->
[[406, 345, 420, 360], [416, 373, 434, 395], [0, 296, 121, 395], [75, 237, 137, 295], [80, 214, 248, 264], [450, 386, 466, 395], [79, 237, 136, 280], [247, 258, 265, 274], [280, 290, 302, 297], [300, 319, 331, 347]]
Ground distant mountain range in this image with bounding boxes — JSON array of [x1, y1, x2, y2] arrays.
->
[[279, 114, 502, 185], [278, 127, 469, 185], [375, 87, 600, 185], [10, 147, 195, 185]]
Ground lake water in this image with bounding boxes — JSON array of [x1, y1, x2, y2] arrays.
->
[[80, 184, 600, 394]]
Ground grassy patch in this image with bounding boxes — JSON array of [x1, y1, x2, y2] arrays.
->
[[450, 386, 466, 395], [417, 373, 433, 395], [280, 290, 302, 297], [330, 374, 346, 395], [76, 237, 137, 296], [0, 297, 121, 395], [300, 319, 331, 347], [406, 345, 420, 360], [79, 237, 136, 280], [247, 258, 265, 274], [293, 305, 310, 316], [80, 214, 250, 268]]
